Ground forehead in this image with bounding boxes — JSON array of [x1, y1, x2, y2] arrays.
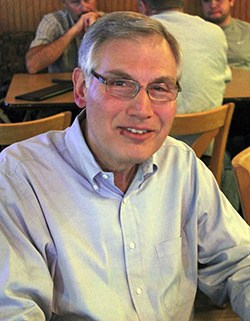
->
[[64, 0, 96, 4], [201, 0, 230, 3], [96, 35, 178, 78]]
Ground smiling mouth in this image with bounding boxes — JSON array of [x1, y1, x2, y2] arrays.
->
[[210, 10, 221, 15], [126, 127, 150, 134]]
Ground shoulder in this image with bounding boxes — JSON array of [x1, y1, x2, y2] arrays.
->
[[0, 131, 66, 178], [233, 18, 250, 27], [156, 136, 197, 165], [182, 12, 225, 35], [41, 10, 68, 25], [35, 10, 71, 37], [155, 11, 225, 39], [231, 18, 250, 31]]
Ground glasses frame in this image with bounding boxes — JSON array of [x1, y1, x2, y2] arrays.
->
[[91, 70, 181, 102]]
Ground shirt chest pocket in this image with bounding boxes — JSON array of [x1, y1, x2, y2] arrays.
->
[[155, 236, 196, 312]]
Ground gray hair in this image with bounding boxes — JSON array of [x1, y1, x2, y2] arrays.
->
[[78, 11, 182, 83], [142, 0, 184, 11]]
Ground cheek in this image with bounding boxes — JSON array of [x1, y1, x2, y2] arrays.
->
[[85, 88, 113, 128], [159, 103, 176, 129]]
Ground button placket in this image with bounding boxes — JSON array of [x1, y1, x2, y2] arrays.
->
[[119, 194, 156, 320]]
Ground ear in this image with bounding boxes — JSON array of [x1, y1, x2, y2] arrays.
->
[[72, 67, 86, 109], [229, 0, 235, 7], [138, 0, 149, 15]]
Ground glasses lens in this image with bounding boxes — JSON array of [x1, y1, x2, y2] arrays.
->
[[106, 79, 137, 98], [147, 83, 178, 102]]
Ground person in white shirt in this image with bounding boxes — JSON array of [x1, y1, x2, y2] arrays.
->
[[137, 0, 239, 209]]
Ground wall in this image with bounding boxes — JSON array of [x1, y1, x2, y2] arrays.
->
[[0, 0, 249, 33], [0, 0, 138, 32], [0, 0, 63, 32]]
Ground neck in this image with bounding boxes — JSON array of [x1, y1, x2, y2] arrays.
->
[[219, 15, 232, 27], [114, 165, 138, 193], [81, 118, 138, 193], [149, 7, 183, 15]]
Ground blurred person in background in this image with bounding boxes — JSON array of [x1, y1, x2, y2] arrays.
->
[[137, 0, 231, 116], [200, 0, 250, 70], [26, 0, 104, 74], [138, 0, 239, 210]]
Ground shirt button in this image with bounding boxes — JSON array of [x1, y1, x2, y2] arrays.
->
[[93, 184, 98, 190], [136, 287, 142, 295], [102, 174, 109, 179], [129, 242, 136, 250]]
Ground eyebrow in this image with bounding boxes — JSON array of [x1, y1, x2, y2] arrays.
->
[[104, 69, 177, 84]]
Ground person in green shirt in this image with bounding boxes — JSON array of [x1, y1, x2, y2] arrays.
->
[[200, 0, 250, 70]]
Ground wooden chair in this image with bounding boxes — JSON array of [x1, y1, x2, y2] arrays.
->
[[232, 147, 250, 225], [170, 103, 235, 187], [0, 111, 72, 146]]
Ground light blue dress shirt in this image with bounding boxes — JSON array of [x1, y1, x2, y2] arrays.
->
[[0, 112, 249, 321]]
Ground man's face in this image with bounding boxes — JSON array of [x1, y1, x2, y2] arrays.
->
[[200, 0, 234, 25], [63, 0, 97, 21], [74, 35, 178, 172]]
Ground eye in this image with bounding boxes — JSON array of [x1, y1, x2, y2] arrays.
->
[[109, 79, 132, 88], [150, 83, 169, 92]]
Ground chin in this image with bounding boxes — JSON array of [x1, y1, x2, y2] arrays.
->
[[207, 15, 224, 24], [126, 151, 154, 165]]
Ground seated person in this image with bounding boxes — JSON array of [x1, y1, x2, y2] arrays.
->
[[138, 0, 231, 118], [138, 0, 238, 210], [200, 0, 250, 70], [0, 12, 249, 321], [26, 0, 104, 74]]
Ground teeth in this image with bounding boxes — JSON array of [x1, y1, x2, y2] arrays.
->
[[127, 127, 147, 134]]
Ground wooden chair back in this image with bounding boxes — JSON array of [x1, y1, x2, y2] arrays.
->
[[170, 103, 235, 187], [0, 111, 72, 146], [232, 147, 250, 225]]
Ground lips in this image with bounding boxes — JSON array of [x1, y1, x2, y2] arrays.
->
[[126, 127, 149, 134], [209, 10, 221, 16]]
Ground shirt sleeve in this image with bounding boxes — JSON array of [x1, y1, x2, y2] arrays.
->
[[196, 162, 250, 320], [0, 171, 55, 320], [30, 13, 65, 48]]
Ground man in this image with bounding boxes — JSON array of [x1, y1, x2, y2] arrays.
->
[[0, 12, 249, 321], [137, 0, 239, 210], [200, 0, 250, 70], [26, 0, 104, 74], [138, 0, 231, 116]]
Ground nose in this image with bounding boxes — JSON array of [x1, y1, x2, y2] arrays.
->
[[210, 0, 218, 7], [127, 88, 154, 119], [80, 0, 93, 12]]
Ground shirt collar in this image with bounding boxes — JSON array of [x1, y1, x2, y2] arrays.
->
[[65, 8, 77, 25]]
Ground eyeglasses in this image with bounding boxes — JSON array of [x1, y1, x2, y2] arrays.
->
[[91, 70, 181, 102], [201, 0, 224, 3]]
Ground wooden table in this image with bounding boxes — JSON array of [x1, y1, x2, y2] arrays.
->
[[4, 73, 76, 110], [224, 68, 250, 102], [4, 68, 250, 109]]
